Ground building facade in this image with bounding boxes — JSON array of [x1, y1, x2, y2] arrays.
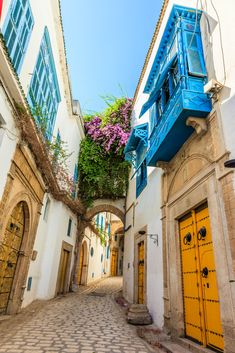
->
[[0, 0, 84, 314], [124, 1, 235, 352]]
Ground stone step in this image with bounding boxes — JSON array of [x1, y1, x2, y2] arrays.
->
[[160, 341, 194, 353], [161, 339, 214, 353]]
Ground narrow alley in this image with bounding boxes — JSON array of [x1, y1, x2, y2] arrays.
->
[[0, 278, 158, 353]]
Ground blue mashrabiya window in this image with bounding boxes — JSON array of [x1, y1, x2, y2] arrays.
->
[[145, 16, 207, 134], [3, 0, 34, 74], [28, 27, 61, 139]]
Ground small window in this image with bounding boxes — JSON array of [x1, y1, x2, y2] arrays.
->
[[114, 235, 118, 242], [100, 216, 104, 231], [101, 254, 103, 262], [43, 197, 50, 221], [90, 247, 94, 257], [27, 276, 32, 291], [67, 218, 72, 237], [107, 246, 110, 259], [185, 32, 206, 77]]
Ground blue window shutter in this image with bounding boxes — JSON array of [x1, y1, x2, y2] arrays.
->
[[67, 218, 72, 237], [2, 0, 34, 74], [185, 32, 206, 77], [28, 27, 61, 139], [73, 163, 79, 183], [100, 216, 104, 231], [149, 103, 156, 134]]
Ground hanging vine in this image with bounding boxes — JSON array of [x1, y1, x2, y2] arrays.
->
[[78, 97, 132, 206]]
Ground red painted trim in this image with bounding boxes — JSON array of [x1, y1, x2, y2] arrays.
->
[[0, 0, 3, 19]]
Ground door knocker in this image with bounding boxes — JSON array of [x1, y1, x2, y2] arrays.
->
[[197, 226, 207, 241], [183, 232, 192, 245], [201, 267, 209, 278]]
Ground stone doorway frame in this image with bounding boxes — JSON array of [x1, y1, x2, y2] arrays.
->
[[134, 227, 147, 304], [0, 199, 31, 314], [163, 166, 234, 348]]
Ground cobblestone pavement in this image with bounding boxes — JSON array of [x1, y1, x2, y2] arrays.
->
[[0, 277, 160, 353]]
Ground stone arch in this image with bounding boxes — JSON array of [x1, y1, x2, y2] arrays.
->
[[167, 153, 213, 201], [114, 226, 124, 235], [84, 198, 125, 223]]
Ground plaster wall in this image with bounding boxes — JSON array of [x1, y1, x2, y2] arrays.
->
[[124, 163, 163, 327], [0, 84, 19, 200], [22, 195, 77, 306]]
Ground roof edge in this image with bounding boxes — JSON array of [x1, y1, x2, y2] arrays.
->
[[133, 0, 169, 105]]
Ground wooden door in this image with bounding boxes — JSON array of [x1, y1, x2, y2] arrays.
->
[[111, 249, 118, 276], [179, 204, 224, 351], [57, 249, 70, 295], [138, 241, 145, 304], [0, 202, 25, 313], [78, 243, 84, 284]]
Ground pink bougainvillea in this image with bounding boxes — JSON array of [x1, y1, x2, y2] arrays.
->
[[84, 98, 132, 153]]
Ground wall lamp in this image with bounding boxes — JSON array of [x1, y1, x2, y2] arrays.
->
[[224, 159, 235, 168], [138, 230, 159, 245]]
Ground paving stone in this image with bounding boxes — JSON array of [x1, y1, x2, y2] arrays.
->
[[0, 277, 161, 353]]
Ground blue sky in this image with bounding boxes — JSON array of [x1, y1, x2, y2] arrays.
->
[[61, 1, 162, 114]]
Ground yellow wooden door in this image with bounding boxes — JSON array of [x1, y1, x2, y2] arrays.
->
[[111, 249, 118, 276], [179, 204, 224, 352], [138, 241, 145, 304], [78, 244, 84, 284], [57, 249, 69, 294], [0, 202, 25, 313]]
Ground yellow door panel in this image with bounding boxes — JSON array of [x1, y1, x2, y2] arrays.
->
[[183, 273, 199, 298]]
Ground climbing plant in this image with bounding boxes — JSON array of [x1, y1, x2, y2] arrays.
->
[[78, 97, 132, 206], [31, 103, 76, 196]]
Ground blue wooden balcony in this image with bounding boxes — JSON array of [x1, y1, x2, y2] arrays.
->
[[137, 5, 212, 167], [146, 82, 211, 166]]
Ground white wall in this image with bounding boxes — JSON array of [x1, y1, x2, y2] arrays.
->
[[124, 165, 163, 327], [0, 85, 19, 200], [1, 0, 84, 305], [84, 227, 109, 284], [23, 195, 77, 306]]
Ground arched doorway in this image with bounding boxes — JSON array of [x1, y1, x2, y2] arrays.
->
[[0, 202, 28, 314], [78, 241, 88, 285]]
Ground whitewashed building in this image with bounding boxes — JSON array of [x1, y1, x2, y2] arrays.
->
[[124, 1, 235, 352], [0, 0, 84, 313]]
